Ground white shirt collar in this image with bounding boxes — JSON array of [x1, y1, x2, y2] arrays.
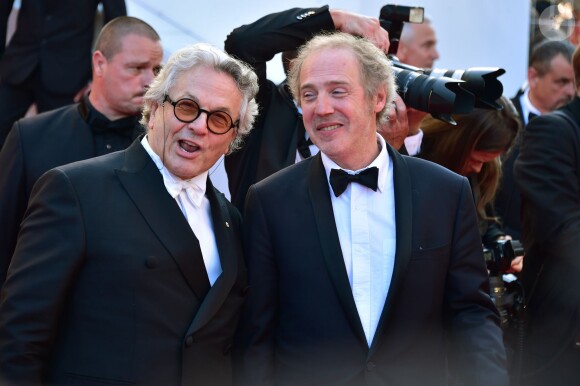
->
[[521, 88, 542, 122]]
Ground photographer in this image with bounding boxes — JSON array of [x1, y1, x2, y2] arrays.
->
[[223, 5, 398, 211], [396, 16, 439, 156], [418, 96, 523, 273]]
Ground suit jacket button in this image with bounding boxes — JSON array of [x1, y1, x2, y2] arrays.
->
[[185, 335, 194, 347], [366, 361, 376, 371], [145, 256, 159, 268]]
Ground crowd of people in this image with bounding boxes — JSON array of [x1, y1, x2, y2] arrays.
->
[[0, 2, 578, 386]]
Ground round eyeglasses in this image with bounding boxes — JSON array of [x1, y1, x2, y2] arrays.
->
[[164, 95, 239, 135]]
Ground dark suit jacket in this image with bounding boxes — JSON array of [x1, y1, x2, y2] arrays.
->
[[0, 100, 141, 286], [236, 145, 508, 386], [494, 91, 525, 240], [0, 0, 126, 94], [224, 6, 335, 211], [0, 139, 247, 386], [514, 96, 580, 385]]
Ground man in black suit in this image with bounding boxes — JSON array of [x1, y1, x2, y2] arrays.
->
[[495, 39, 575, 240], [0, 16, 163, 287], [514, 44, 580, 386], [0, 0, 127, 147], [395, 17, 439, 156], [0, 42, 259, 385], [224, 6, 391, 211], [235, 32, 508, 386]]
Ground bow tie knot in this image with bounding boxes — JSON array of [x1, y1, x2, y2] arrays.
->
[[329, 167, 379, 197], [166, 178, 204, 208]]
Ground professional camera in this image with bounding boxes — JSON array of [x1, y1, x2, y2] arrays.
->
[[483, 238, 523, 276], [483, 239, 525, 321], [379, 4, 506, 123], [483, 238, 526, 380]]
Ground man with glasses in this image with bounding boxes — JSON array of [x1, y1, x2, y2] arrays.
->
[[0, 43, 258, 386], [0, 16, 163, 288]]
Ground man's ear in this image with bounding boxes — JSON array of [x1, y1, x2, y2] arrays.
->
[[93, 50, 107, 77], [528, 67, 539, 88], [374, 88, 388, 114], [148, 102, 160, 131]]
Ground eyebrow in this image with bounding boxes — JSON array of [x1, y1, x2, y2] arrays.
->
[[300, 79, 350, 91], [175, 93, 235, 114]]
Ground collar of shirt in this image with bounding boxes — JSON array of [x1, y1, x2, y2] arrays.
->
[[79, 94, 140, 137], [403, 128, 423, 156], [521, 88, 541, 124], [141, 136, 208, 207], [321, 133, 390, 194]]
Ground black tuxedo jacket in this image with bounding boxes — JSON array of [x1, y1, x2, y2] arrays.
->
[[0, 0, 126, 94], [224, 6, 335, 211], [495, 91, 525, 240], [0, 139, 247, 386], [236, 145, 508, 386], [514, 96, 580, 384], [0, 101, 141, 286]]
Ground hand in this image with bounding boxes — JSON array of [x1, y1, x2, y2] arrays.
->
[[507, 255, 524, 274], [330, 9, 390, 53], [73, 81, 92, 102], [495, 235, 524, 273], [378, 94, 408, 150]]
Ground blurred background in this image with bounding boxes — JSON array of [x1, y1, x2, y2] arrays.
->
[[6, 0, 579, 196], [7, 0, 579, 108]]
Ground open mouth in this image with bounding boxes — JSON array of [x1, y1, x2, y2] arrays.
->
[[179, 140, 200, 153]]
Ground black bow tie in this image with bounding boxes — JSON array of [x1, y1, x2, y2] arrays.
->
[[329, 167, 379, 197], [528, 112, 538, 122]]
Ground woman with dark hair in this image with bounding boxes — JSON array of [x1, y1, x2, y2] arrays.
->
[[419, 96, 522, 271]]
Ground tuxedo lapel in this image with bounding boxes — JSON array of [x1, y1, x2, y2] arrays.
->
[[116, 140, 211, 301], [307, 155, 367, 346], [188, 180, 239, 334], [369, 145, 413, 356]]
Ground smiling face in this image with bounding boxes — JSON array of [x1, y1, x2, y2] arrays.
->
[[298, 47, 386, 170], [147, 66, 242, 179]]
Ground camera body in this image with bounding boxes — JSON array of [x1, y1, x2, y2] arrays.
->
[[483, 238, 523, 276], [379, 4, 506, 122], [482, 239, 526, 377]]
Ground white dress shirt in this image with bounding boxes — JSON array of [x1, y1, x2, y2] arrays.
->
[[321, 134, 396, 346], [141, 136, 222, 285]]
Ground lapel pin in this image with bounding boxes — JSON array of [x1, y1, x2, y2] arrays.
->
[[225, 221, 230, 228]]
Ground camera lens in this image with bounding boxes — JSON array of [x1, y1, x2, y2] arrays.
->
[[393, 64, 475, 123]]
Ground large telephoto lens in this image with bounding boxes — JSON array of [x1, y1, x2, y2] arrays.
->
[[424, 67, 506, 110], [393, 64, 475, 124]]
